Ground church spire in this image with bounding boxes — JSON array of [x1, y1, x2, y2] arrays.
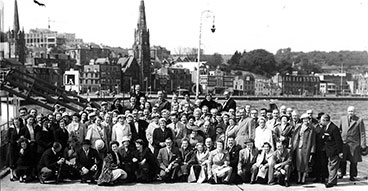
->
[[13, 0, 20, 34], [138, 0, 147, 31]]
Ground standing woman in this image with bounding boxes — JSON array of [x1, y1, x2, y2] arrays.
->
[[54, 119, 69, 150], [224, 118, 237, 147], [7, 117, 24, 181], [291, 113, 316, 184], [35, 118, 54, 164], [86, 116, 107, 151], [21, 115, 38, 177], [146, 113, 160, 153], [208, 140, 233, 184], [152, 118, 174, 157], [111, 115, 131, 145]]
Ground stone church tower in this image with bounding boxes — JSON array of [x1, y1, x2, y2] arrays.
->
[[133, 0, 151, 90], [7, 0, 25, 63]]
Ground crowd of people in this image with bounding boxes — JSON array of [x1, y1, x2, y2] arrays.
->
[[5, 84, 367, 188]]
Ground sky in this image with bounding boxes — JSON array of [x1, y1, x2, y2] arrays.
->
[[1, 0, 368, 55]]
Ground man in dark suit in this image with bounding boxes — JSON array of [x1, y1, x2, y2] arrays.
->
[[129, 111, 149, 146], [125, 96, 140, 113], [76, 140, 102, 184], [321, 114, 343, 188], [221, 90, 236, 112], [157, 137, 182, 182], [226, 136, 242, 184], [154, 91, 171, 112], [38, 142, 65, 183], [338, 106, 366, 181]]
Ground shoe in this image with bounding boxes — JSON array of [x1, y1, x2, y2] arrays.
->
[[325, 183, 334, 188], [349, 177, 357, 181], [80, 179, 87, 183], [90, 180, 97, 184], [285, 181, 289, 187], [268, 181, 276, 185], [321, 178, 326, 183], [250, 180, 256, 184], [338, 174, 344, 179]]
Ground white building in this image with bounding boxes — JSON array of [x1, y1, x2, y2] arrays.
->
[[64, 69, 81, 93]]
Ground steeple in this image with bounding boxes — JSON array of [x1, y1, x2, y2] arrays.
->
[[13, 0, 19, 34], [138, 0, 147, 31], [133, 0, 151, 89]]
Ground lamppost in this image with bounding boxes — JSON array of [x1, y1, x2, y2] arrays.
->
[[196, 10, 216, 100]]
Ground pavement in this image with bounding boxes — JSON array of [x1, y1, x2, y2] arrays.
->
[[0, 174, 367, 191]]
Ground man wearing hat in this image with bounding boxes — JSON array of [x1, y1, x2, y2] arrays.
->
[[100, 101, 109, 112], [38, 142, 65, 184], [238, 138, 259, 183], [76, 140, 102, 184]]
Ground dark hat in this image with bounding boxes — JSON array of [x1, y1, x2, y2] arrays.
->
[[269, 103, 278, 111], [135, 139, 144, 145], [280, 114, 289, 121], [82, 139, 92, 145]]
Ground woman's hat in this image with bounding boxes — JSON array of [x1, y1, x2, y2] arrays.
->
[[300, 113, 310, 119], [95, 139, 105, 150], [121, 136, 130, 143]]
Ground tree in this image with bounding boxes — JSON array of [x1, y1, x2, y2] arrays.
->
[[239, 49, 277, 77], [206, 53, 223, 68], [227, 51, 242, 70]]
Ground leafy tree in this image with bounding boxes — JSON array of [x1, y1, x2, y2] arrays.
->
[[239, 49, 277, 77], [206, 53, 223, 68]]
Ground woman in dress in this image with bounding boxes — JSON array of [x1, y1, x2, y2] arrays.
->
[[224, 117, 237, 147], [132, 139, 158, 183], [7, 117, 24, 181], [208, 140, 233, 184], [97, 141, 127, 186], [111, 115, 131, 145], [250, 142, 274, 184], [188, 142, 209, 183], [146, 113, 160, 153], [35, 118, 54, 163], [86, 116, 107, 150], [291, 113, 315, 184], [152, 118, 174, 157], [54, 119, 69, 150]]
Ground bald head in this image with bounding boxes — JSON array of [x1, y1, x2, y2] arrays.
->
[[347, 106, 355, 117]]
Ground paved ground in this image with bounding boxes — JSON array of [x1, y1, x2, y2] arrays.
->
[[0, 174, 367, 191]]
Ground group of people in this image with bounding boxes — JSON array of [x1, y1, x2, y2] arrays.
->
[[5, 84, 367, 188]]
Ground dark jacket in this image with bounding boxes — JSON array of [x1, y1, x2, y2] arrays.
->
[[36, 129, 54, 154], [227, 145, 242, 169], [323, 122, 343, 158], [54, 128, 69, 150], [221, 98, 236, 112], [76, 148, 102, 170], [38, 148, 62, 171], [129, 120, 149, 145], [199, 99, 218, 110]]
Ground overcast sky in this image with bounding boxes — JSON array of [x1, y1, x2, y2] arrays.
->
[[1, 0, 368, 54]]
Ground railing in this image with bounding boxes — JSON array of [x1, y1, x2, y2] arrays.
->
[[0, 122, 9, 169]]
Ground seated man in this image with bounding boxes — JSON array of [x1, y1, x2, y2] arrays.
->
[[157, 137, 182, 182], [38, 142, 65, 184], [226, 136, 242, 184], [271, 141, 292, 187], [76, 140, 102, 184], [237, 138, 258, 183]]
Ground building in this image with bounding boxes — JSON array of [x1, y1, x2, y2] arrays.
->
[[133, 0, 151, 89], [66, 44, 111, 66], [118, 56, 140, 93], [150, 45, 170, 61], [232, 71, 255, 95], [200, 67, 233, 95], [1, 0, 25, 64], [273, 73, 320, 96], [80, 61, 121, 93], [152, 65, 192, 94], [254, 75, 280, 96], [315, 73, 352, 95], [355, 73, 368, 95]]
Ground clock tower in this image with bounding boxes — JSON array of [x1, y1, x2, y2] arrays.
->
[[133, 0, 151, 89]]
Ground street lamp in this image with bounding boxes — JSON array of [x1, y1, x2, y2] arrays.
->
[[196, 10, 216, 100]]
